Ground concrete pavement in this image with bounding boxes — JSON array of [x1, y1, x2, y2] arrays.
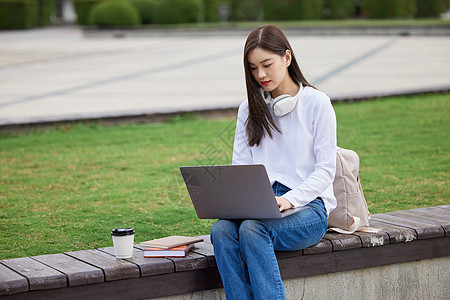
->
[[0, 26, 449, 126]]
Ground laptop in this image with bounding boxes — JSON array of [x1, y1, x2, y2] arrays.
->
[[179, 164, 307, 219]]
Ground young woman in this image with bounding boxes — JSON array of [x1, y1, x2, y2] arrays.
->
[[210, 25, 337, 299]]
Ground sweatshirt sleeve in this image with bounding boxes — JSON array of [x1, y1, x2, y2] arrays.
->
[[282, 96, 337, 207], [232, 102, 253, 165]]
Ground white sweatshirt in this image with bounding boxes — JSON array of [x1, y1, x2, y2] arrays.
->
[[232, 86, 337, 215]]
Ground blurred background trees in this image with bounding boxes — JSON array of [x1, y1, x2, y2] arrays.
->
[[0, 0, 449, 29]]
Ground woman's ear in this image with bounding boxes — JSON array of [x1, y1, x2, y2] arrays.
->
[[285, 50, 292, 67]]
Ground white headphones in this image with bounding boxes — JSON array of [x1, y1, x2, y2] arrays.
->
[[261, 83, 303, 117]]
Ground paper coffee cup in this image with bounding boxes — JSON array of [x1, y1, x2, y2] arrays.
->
[[111, 228, 135, 259]]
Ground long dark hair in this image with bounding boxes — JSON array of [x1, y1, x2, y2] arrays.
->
[[243, 25, 312, 146]]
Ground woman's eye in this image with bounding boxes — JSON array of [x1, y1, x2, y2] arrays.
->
[[264, 64, 272, 68]]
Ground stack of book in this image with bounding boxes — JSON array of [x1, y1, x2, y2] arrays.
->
[[140, 235, 203, 258]]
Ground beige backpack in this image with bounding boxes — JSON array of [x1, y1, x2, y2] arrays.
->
[[328, 147, 371, 234]]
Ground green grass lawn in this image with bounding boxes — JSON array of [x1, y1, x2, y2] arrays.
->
[[0, 93, 449, 259]]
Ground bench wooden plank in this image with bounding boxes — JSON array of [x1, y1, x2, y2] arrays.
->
[[169, 252, 209, 272], [3, 237, 449, 300], [410, 207, 450, 220], [170, 235, 217, 272], [275, 249, 303, 259], [190, 242, 216, 268], [303, 238, 333, 255], [371, 213, 444, 239], [387, 208, 450, 221], [0, 268, 223, 300], [432, 205, 450, 211], [369, 219, 417, 243], [352, 230, 390, 247], [427, 206, 450, 216], [322, 232, 361, 251], [65, 250, 139, 282], [31, 253, 104, 287], [0, 257, 66, 291], [405, 209, 450, 223], [278, 236, 450, 281], [386, 211, 450, 236], [198, 235, 211, 244], [266, 235, 334, 260], [275, 237, 333, 259], [98, 247, 175, 277], [0, 264, 29, 295]]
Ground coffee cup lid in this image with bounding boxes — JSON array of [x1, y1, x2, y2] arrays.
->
[[111, 228, 135, 236]]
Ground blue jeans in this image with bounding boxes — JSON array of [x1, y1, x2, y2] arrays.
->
[[210, 182, 328, 300]]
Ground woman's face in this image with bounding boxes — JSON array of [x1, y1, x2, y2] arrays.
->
[[247, 47, 291, 97]]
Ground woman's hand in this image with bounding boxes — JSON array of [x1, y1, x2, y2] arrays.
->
[[276, 197, 293, 212]]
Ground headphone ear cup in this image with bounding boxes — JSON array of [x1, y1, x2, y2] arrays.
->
[[273, 97, 295, 116], [272, 94, 298, 117]]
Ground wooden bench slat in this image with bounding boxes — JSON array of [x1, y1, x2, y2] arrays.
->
[[0, 268, 223, 300], [31, 253, 104, 287], [275, 249, 303, 259], [169, 252, 209, 272], [192, 235, 218, 266], [410, 207, 450, 220], [0, 257, 66, 291], [371, 213, 444, 239], [189, 241, 214, 257], [387, 209, 450, 223], [386, 211, 450, 236], [274, 240, 333, 259], [407, 209, 450, 222], [274, 238, 333, 259], [197, 235, 211, 244], [98, 246, 175, 277], [352, 230, 390, 247], [190, 242, 216, 268], [278, 236, 450, 281], [429, 206, 450, 216], [303, 238, 333, 255], [0, 263, 29, 295], [65, 250, 139, 282], [323, 232, 362, 251], [433, 205, 450, 210], [369, 219, 417, 243]]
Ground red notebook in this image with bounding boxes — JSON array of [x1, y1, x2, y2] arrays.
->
[[143, 243, 195, 258]]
